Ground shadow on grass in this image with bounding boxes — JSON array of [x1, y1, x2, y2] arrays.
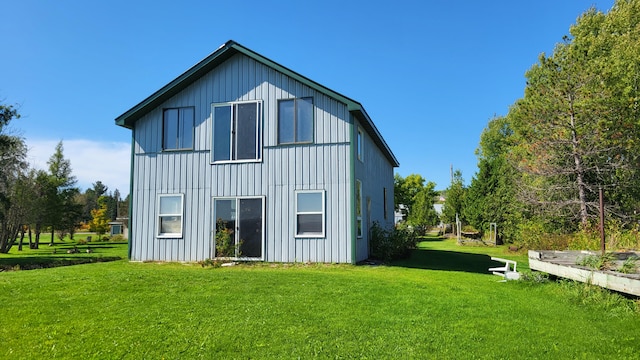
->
[[0, 256, 122, 271], [390, 248, 498, 275]]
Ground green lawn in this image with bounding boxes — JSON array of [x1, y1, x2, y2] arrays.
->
[[1, 236, 638, 359]]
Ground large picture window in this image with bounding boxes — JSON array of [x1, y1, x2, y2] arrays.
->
[[295, 190, 325, 237], [278, 97, 313, 144], [163, 107, 194, 150], [157, 194, 184, 238], [212, 101, 262, 162]]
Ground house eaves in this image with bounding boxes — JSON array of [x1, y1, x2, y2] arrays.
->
[[115, 40, 399, 167]]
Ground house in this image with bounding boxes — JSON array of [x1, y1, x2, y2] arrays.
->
[[115, 40, 398, 263], [108, 218, 128, 239]]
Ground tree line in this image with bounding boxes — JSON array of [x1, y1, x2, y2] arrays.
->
[[455, 1, 640, 247], [0, 105, 127, 253], [396, 1, 640, 250]]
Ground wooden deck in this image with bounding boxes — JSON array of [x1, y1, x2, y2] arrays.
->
[[529, 250, 640, 297]]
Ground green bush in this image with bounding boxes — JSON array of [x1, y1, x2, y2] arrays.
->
[[110, 234, 125, 242], [370, 221, 416, 262]]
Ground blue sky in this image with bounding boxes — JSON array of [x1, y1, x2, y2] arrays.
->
[[1, 0, 615, 194]]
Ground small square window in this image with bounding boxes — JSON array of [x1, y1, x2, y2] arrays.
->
[[295, 190, 325, 237]]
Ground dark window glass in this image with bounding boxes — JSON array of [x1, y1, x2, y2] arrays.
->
[[163, 107, 193, 150], [278, 97, 313, 144]]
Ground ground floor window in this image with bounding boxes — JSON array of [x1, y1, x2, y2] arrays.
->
[[295, 190, 325, 237], [157, 194, 184, 238], [213, 197, 263, 258]]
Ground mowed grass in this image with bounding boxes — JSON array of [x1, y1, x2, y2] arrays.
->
[[1, 236, 639, 359]]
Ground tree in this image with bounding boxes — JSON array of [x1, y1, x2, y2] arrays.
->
[[90, 196, 110, 240], [45, 141, 81, 244], [80, 181, 109, 223], [510, 2, 640, 230], [407, 181, 439, 231], [442, 170, 466, 233], [465, 116, 519, 242], [394, 173, 427, 221], [0, 102, 29, 253]]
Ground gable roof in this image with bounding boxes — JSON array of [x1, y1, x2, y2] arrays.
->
[[115, 40, 399, 167]]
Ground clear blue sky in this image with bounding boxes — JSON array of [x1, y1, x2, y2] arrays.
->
[[1, 0, 616, 193]]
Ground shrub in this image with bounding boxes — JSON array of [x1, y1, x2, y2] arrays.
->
[[370, 221, 416, 262], [518, 270, 549, 283], [110, 234, 125, 242], [215, 219, 241, 258]]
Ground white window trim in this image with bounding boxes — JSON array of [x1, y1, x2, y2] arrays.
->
[[295, 190, 325, 238], [157, 193, 184, 238], [211, 100, 263, 164], [212, 196, 266, 261]]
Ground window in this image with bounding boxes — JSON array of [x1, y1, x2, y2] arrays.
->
[[157, 194, 184, 238], [296, 190, 325, 237], [214, 197, 264, 259], [212, 101, 262, 162], [357, 127, 364, 161], [356, 180, 362, 238], [163, 107, 194, 150], [278, 97, 313, 144], [383, 187, 388, 220]]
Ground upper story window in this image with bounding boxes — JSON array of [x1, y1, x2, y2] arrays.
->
[[163, 107, 194, 150], [357, 127, 364, 161], [278, 97, 313, 144], [212, 101, 262, 162]]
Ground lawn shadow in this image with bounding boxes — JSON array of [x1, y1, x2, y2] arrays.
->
[[0, 255, 122, 271], [390, 248, 498, 275]]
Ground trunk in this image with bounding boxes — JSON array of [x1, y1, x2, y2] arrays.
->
[[28, 226, 32, 249], [569, 101, 589, 227], [50, 227, 55, 246], [34, 223, 41, 249], [18, 226, 25, 251]]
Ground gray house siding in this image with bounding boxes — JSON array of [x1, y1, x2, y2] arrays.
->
[[353, 119, 396, 262], [128, 53, 354, 263]]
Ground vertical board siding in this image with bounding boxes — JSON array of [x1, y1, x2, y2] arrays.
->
[[130, 53, 357, 263], [353, 119, 396, 262]]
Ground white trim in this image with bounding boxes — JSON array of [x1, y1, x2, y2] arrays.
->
[[294, 190, 325, 238], [211, 100, 263, 164], [357, 127, 364, 162], [212, 196, 265, 261], [157, 193, 184, 238], [356, 180, 363, 238]]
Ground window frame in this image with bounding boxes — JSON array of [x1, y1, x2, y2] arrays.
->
[[277, 97, 314, 145], [295, 190, 325, 238], [162, 106, 194, 151], [357, 127, 364, 162], [211, 100, 263, 163], [356, 180, 363, 238], [383, 187, 388, 220], [157, 193, 184, 238]]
